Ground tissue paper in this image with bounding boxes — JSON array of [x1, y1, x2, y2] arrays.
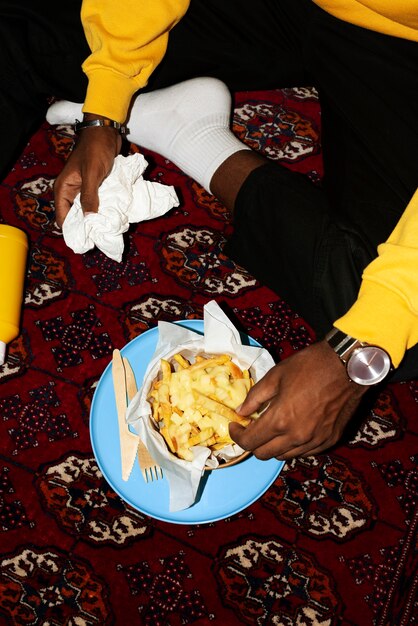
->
[[62, 153, 179, 262]]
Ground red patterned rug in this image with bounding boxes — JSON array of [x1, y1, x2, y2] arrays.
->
[[0, 88, 417, 626]]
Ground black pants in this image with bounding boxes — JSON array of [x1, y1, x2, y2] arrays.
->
[[2, 0, 418, 379]]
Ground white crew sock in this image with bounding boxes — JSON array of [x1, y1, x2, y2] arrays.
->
[[46, 77, 249, 192], [46, 100, 83, 125]]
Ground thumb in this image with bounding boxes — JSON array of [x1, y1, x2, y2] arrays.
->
[[237, 363, 282, 416], [237, 382, 276, 417]]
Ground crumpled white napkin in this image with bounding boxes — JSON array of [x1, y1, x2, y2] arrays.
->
[[62, 153, 179, 262]]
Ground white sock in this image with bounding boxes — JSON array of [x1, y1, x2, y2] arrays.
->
[[127, 77, 249, 192], [46, 77, 249, 193], [46, 100, 83, 125]]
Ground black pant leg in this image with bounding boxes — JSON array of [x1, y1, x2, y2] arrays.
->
[[225, 162, 369, 337]]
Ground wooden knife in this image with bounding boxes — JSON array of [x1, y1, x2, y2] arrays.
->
[[111, 348, 140, 481]]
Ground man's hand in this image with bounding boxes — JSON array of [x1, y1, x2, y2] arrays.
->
[[229, 340, 368, 460], [53, 123, 122, 227]]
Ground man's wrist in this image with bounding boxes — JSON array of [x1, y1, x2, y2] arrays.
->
[[325, 327, 392, 386], [75, 113, 127, 135], [321, 340, 368, 396]]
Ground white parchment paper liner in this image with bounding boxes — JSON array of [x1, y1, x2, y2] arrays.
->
[[126, 300, 275, 511]]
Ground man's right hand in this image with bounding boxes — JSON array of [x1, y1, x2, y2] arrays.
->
[[53, 123, 122, 227], [229, 340, 368, 460]]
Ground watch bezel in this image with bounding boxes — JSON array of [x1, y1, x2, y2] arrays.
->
[[346, 345, 392, 385]]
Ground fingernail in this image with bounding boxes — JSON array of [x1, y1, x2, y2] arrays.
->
[[259, 401, 271, 416]]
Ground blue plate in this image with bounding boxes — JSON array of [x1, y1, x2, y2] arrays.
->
[[90, 319, 284, 524]]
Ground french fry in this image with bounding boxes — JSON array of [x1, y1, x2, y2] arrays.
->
[[151, 400, 160, 421], [160, 359, 172, 382], [173, 353, 191, 369], [192, 390, 251, 426], [160, 426, 176, 453], [185, 354, 231, 373], [229, 361, 245, 379], [211, 439, 232, 450], [187, 427, 214, 447]]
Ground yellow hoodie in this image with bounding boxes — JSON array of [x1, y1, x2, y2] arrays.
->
[[81, 0, 418, 367], [81, 0, 190, 122]]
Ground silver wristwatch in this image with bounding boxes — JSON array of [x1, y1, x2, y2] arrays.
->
[[325, 327, 392, 385]]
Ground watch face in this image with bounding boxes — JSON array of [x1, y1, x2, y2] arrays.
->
[[347, 346, 391, 385]]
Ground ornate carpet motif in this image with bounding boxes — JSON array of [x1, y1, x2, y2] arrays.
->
[[214, 535, 341, 625], [34, 453, 152, 546], [263, 456, 377, 540], [0, 87, 417, 625], [0, 546, 112, 625]]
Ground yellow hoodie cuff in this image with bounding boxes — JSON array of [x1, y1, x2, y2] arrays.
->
[[334, 281, 418, 368], [82, 70, 140, 123]]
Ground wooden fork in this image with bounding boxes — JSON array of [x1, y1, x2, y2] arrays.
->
[[123, 357, 163, 483]]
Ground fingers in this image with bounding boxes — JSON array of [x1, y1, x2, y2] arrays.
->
[[237, 366, 281, 417], [230, 415, 336, 461], [230, 385, 348, 460], [257, 437, 334, 461], [229, 403, 284, 452]]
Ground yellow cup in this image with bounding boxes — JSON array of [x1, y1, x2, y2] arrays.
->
[[0, 225, 28, 365]]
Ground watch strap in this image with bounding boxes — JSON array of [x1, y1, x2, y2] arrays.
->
[[325, 327, 363, 363], [74, 118, 127, 135]]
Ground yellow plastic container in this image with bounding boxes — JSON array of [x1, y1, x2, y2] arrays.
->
[[0, 225, 28, 365]]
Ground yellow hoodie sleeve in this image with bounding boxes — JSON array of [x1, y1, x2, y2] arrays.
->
[[335, 188, 418, 367], [81, 0, 190, 123], [312, 1, 418, 41]]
